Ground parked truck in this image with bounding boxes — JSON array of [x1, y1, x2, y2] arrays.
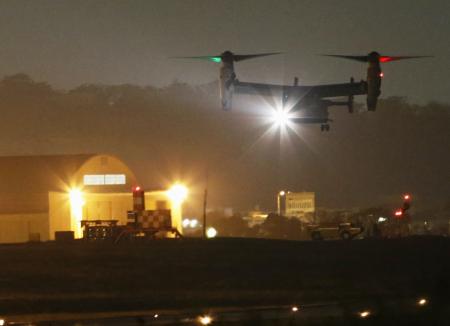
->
[[307, 222, 363, 240]]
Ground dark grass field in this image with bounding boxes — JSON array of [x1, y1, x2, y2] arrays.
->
[[1, 236, 449, 319]]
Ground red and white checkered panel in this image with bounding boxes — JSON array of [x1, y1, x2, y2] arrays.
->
[[137, 210, 172, 229], [133, 190, 145, 212]]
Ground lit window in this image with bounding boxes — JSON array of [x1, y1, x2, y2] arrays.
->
[[105, 174, 126, 185], [84, 175, 105, 185], [84, 174, 126, 185]]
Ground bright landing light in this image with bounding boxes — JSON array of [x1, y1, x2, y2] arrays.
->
[[271, 107, 291, 127]]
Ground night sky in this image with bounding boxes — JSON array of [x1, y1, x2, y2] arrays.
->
[[0, 1, 449, 214], [0, 0, 449, 103]]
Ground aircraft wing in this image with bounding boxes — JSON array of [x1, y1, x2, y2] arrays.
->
[[305, 81, 367, 98], [234, 80, 367, 99], [234, 81, 295, 97]]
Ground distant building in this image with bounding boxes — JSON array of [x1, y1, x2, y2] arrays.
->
[[0, 154, 183, 243], [244, 210, 269, 227], [277, 191, 315, 223]]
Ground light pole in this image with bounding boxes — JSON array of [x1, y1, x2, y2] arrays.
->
[[203, 169, 209, 239], [277, 190, 285, 215], [203, 187, 208, 239]]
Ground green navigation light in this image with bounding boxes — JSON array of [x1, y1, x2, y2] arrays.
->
[[210, 57, 222, 63]]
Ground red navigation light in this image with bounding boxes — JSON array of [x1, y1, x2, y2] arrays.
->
[[395, 209, 403, 217], [380, 56, 393, 63]]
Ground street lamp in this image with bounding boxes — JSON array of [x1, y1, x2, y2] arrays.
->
[[278, 190, 286, 215]]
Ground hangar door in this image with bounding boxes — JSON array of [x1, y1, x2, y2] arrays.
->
[[84, 201, 112, 220]]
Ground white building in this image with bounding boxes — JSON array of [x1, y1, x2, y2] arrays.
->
[[277, 191, 315, 223]]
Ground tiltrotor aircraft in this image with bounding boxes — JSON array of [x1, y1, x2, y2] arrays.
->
[[179, 51, 429, 131]]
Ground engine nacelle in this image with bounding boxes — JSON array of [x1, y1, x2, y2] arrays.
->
[[219, 63, 235, 110], [366, 52, 382, 111]]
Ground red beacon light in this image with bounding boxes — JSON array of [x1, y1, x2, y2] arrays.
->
[[133, 186, 141, 192], [403, 194, 411, 200], [379, 72, 384, 78], [395, 209, 403, 217]]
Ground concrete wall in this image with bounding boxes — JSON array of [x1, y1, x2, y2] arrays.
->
[[0, 213, 48, 243], [48, 191, 72, 240]]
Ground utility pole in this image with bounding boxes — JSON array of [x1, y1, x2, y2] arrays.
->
[[203, 188, 208, 239], [203, 169, 209, 239]]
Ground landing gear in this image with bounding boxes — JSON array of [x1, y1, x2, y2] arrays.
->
[[320, 124, 330, 132], [348, 95, 354, 113], [348, 78, 354, 113]]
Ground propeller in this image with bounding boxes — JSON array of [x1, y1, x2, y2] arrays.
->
[[322, 52, 432, 63], [173, 51, 282, 63]]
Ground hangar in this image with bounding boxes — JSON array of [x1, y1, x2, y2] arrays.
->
[[0, 154, 183, 243]]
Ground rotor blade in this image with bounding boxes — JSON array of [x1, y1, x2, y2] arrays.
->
[[321, 54, 368, 62], [233, 52, 282, 62], [171, 56, 223, 63], [379, 55, 432, 63]]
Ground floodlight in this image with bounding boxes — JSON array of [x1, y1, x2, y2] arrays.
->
[[167, 183, 188, 204]]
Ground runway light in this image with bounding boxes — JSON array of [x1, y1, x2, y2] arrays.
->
[[418, 298, 427, 306], [198, 315, 212, 325], [359, 310, 371, 318], [206, 227, 217, 239], [154, 314, 159, 318], [182, 218, 191, 228], [291, 306, 299, 312], [167, 183, 188, 204], [0, 318, 5, 326]]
